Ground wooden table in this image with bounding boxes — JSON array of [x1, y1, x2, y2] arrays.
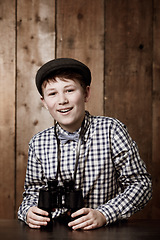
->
[[0, 219, 160, 240]]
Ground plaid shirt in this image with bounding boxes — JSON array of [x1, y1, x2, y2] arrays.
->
[[18, 111, 152, 224]]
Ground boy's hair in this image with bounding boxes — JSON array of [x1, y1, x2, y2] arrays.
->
[[41, 69, 87, 97]]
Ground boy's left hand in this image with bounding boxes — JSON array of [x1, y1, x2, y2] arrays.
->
[[68, 208, 107, 230]]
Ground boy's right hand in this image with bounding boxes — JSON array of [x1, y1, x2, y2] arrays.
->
[[26, 206, 50, 228]]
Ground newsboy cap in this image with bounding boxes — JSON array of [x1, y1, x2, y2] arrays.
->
[[35, 58, 91, 95]]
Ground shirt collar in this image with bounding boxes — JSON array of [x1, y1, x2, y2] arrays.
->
[[55, 111, 92, 143]]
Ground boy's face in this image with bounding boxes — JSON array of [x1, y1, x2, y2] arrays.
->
[[41, 77, 90, 132]]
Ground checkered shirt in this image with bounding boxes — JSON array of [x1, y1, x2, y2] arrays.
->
[[18, 111, 152, 225]]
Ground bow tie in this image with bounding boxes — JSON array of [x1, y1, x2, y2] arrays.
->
[[58, 132, 79, 144]]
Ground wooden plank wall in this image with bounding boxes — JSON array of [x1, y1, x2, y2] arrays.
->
[[105, 0, 153, 219], [0, 0, 160, 220], [0, 0, 16, 219], [152, 0, 160, 218]]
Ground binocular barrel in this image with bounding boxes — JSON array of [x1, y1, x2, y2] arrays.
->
[[38, 179, 84, 213]]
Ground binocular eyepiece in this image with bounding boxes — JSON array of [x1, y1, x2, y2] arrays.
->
[[38, 179, 84, 222]]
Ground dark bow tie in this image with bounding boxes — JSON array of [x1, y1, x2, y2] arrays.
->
[[58, 132, 79, 144]]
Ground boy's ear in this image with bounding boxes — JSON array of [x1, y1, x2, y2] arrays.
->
[[85, 86, 91, 103], [41, 97, 48, 110]]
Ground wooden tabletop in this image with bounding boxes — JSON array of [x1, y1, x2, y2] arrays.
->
[[0, 219, 160, 240]]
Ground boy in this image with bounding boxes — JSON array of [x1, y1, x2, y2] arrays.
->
[[18, 58, 152, 230]]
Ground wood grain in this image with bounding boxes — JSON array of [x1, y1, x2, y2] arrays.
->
[[104, 0, 153, 218], [152, 0, 160, 218], [0, 0, 16, 218]]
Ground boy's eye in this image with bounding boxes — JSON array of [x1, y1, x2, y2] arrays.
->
[[67, 89, 74, 93], [48, 92, 56, 96]]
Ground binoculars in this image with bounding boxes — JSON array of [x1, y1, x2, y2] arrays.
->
[[38, 179, 84, 225]]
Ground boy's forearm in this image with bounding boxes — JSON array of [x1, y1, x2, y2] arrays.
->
[[96, 177, 152, 225]]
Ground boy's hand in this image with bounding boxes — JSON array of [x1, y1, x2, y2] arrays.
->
[[68, 208, 106, 230], [26, 206, 50, 228]]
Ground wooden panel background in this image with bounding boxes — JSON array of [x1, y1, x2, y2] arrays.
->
[[0, 0, 160, 220], [104, 0, 153, 219], [152, 0, 160, 218], [0, 0, 16, 219]]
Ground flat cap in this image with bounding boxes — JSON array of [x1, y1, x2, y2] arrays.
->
[[35, 58, 91, 95]]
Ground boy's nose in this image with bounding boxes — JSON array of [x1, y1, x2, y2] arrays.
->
[[58, 94, 68, 105]]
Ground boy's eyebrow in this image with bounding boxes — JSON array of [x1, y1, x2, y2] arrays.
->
[[45, 83, 76, 92], [64, 84, 76, 88], [45, 87, 56, 91]]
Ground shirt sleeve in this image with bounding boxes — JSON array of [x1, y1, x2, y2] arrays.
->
[[17, 139, 45, 223], [96, 120, 152, 225]]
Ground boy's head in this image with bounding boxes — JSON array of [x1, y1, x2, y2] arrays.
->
[[35, 58, 91, 96]]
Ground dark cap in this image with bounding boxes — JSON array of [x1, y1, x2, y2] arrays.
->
[[35, 58, 91, 95]]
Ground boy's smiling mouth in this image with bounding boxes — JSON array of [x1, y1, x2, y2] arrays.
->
[[58, 108, 73, 113]]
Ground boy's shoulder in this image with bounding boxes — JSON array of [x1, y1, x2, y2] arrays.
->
[[29, 126, 55, 144], [90, 113, 125, 129], [89, 114, 129, 140]]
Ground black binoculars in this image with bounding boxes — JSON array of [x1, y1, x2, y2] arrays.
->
[[38, 179, 84, 224]]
